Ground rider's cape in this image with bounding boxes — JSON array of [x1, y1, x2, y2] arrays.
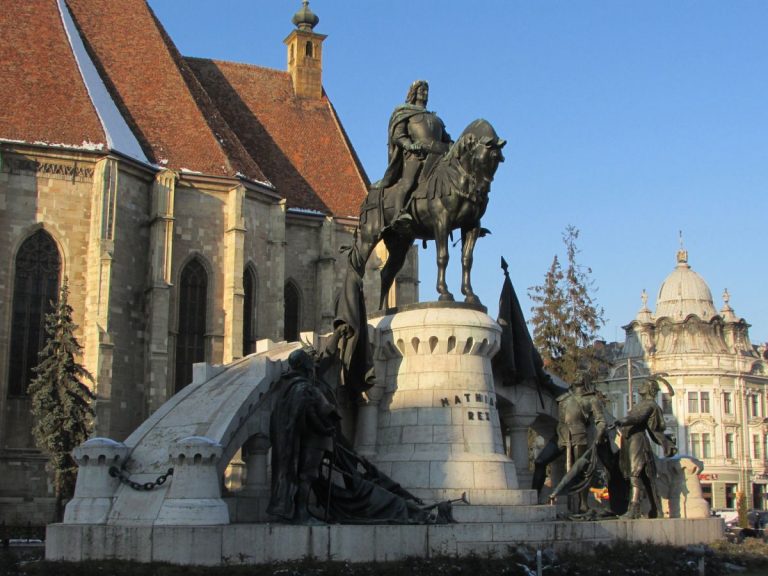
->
[[374, 104, 430, 190]]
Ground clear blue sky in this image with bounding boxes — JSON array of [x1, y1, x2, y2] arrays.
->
[[149, 0, 768, 345]]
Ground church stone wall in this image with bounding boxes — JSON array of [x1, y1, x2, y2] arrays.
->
[[105, 167, 152, 440], [0, 150, 95, 450], [170, 183, 228, 367]]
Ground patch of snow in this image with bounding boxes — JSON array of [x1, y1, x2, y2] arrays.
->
[[159, 159, 169, 165], [235, 171, 274, 189], [287, 207, 326, 216], [179, 167, 202, 174], [57, 0, 149, 165], [31, 140, 104, 151], [80, 140, 105, 151], [0, 138, 28, 144]]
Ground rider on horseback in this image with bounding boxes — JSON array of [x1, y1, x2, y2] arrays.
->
[[373, 80, 453, 232]]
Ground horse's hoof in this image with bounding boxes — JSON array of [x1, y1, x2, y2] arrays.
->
[[438, 293, 455, 302], [464, 295, 481, 306]]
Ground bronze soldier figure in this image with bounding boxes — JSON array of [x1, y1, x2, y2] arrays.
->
[[614, 378, 677, 519], [267, 349, 340, 523], [532, 371, 606, 512]]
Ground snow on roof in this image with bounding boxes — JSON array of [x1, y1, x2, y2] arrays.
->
[[57, 0, 149, 165]]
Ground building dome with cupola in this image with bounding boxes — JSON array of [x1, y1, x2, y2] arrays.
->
[[655, 249, 718, 321], [600, 247, 768, 513]]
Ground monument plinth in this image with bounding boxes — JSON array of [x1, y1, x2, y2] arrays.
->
[[368, 303, 528, 505]]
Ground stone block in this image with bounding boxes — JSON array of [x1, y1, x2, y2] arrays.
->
[[417, 407, 452, 426], [504, 462, 520, 489], [433, 425, 463, 443], [389, 408, 418, 427], [83, 525, 152, 562], [429, 461, 474, 489], [473, 461, 508, 490], [263, 524, 315, 561], [455, 541, 508, 558], [222, 524, 267, 564], [400, 389, 435, 408], [378, 426, 402, 446], [152, 526, 223, 565], [402, 425, 434, 444], [328, 525, 375, 562], [373, 525, 427, 561], [46, 524, 83, 562], [412, 444, 452, 460], [391, 461, 430, 488]]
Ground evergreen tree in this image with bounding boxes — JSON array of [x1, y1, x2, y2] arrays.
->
[[27, 278, 95, 520], [528, 226, 606, 382], [529, 254, 569, 372]]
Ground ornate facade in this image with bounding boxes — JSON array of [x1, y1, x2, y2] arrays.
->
[[600, 249, 768, 511], [0, 0, 417, 523]]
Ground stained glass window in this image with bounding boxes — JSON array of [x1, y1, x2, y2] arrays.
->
[[175, 259, 207, 392], [8, 230, 60, 396]]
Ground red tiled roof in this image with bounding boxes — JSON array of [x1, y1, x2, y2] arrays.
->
[[0, 0, 105, 147], [65, 0, 267, 181], [187, 59, 368, 217]]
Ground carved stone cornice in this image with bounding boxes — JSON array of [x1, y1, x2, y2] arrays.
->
[[1, 154, 94, 182]]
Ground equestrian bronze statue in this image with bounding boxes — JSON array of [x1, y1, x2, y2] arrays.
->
[[331, 81, 505, 394]]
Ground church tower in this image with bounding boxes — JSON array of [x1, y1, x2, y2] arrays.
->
[[284, 1, 326, 99]]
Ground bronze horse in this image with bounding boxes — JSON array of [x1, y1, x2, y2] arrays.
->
[[331, 119, 505, 393], [354, 118, 505, 308]]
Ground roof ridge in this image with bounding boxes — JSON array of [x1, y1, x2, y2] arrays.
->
[[145, 3, 269, 182], [199, 58, 290, 77]]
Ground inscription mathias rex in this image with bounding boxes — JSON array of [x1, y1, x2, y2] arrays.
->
[[440, 393, 496, 421]]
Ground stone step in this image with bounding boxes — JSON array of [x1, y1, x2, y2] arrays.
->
[[451, 504, 557, 523], [412, 488, 538, 506], [47, 517, 726, 564]]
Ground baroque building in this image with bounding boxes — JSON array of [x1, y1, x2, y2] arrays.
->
[[0, 0, 417, 522], [600, 248, 768, 511]]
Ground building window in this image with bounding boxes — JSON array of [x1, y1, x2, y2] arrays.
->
[[689, 433, 700, 458], [701, 483, 712, 508], [661, 393, 673, 415], [749, 394, 761, 418], [725, 483, 738, 509], [723, 392, 732, 414], [688, 391, 699, 413], [765, 435, 768, 461], [175, 258, 207, 392], [305, 40, 313, 57], [725, 433, 735, 459], [7, 230, 61, 397], [700, 391, 710, 413], [702, 433, 712, 458], [284, 281, 300, 343], [243, 267, 257, 356], [753, 484, 767, 512], [754, 435, 762, 460]]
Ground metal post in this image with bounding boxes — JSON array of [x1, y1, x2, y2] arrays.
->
[[627, 359, 633, 413]]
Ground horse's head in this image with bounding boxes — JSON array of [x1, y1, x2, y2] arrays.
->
[[452, 119, 506, 194]]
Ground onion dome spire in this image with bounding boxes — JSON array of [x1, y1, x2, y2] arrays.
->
[[292, 0, 319, 31]]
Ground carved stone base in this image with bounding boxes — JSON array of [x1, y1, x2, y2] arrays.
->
[[369, 303, 521, 503]]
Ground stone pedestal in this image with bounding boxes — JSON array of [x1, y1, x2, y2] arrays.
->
[[64, 437, 130, 524], [156, 436, 229, 525], [370, 303, 521, 504]]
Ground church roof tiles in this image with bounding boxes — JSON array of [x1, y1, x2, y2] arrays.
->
[[186, 59, 368, 217], [0, 0, 105, 148], [0, 0, 366, 217]]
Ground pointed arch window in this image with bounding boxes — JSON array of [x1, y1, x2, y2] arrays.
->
[[175, 258, 207, 392], [8, 230, 61, 396], [284, 281, 301, 343], [243, 267, 257, 356]]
